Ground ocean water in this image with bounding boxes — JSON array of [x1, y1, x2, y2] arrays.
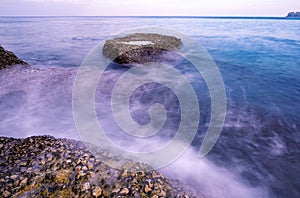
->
[[0, 17, 299, 198]]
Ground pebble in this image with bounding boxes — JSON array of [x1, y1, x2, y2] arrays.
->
[[10, 175, 18, 180], [88, 162, 94, 170], [20, 178, 28, 186], [75, 165, 81, 173], [159, 190, 167, 197], [81, 182, 90, 191], [82, 160, 87, 165], [112, 188, 120, 194], [92, 186, 102, 197], [2, 190, 10, 197], [82, 166, 88, 172], [77, 171, 86, 179], [119, 187, 130, 195], [144, 184, 152, 193]]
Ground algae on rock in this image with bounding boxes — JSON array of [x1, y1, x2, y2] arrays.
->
[[103, 33, 183, 64]]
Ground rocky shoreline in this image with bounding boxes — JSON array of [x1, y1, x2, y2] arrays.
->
[[0, 136, 199, 198], [0, 39, 200, 197], [0, 45, 28, 69]]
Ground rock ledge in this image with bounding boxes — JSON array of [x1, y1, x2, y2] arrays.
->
[[0, 45, 28, 69]]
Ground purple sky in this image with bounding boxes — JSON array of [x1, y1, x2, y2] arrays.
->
[[1, 0, 299, 16]]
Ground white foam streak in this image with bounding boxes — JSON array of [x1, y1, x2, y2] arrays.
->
[[161, 148, 269, 198], [0, 66, 269, 197]]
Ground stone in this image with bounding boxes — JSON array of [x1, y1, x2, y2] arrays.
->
[[112, 188, 120, 194], [82, 160, 87, 165], [10, 175, 18, 180], [81, 182, 90, 191], [102, 33, 182, 64], [92, 186, 102, 197], [2, 190, 11, 197], [55, 170, 70, 184], [88, 162, 94, 170], [76, 171, 86, 179], [144, 184, 152, 193], [20, 178, 28, 186], [82, 166, 88, 172], [75, 165, 81, 172], [159, 190, 167, 197], [119, 187, 130, 195], [0, 45, 28, 69]]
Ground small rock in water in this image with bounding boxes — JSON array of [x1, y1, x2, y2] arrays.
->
[[103, 33, 182, 64]]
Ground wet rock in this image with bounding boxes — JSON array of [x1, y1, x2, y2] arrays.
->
[[119, 187, 130, 195], [2, 190, 11, 197], [75, 165, 82, 173], [20, 178, 28, 187], [10, 175, 18, 180], [0, 45, 29, 69], [92, 186, 102, 197], [82, 166, 88, 172], [144, 184, 152, 193], [0, 135, 199, 197], [103, 33, 182, 64], [81, 182, 90, 191], [55, 170, 70, 184]]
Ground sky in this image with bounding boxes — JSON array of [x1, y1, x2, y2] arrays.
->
[[0, 0, 299, 16]]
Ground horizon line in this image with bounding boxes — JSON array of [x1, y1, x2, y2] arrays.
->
[[0, 15, 292, 18]]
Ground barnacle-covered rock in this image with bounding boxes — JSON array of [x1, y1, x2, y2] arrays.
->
[[0, 136, 200, 197], [0, 45, 29, 69]]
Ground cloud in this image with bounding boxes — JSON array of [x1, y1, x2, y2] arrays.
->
[[0, 0, 87, 16], [22, 0, 89, 4]]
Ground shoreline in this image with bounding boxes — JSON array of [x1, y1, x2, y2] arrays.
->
[[0, 135, 199, 197]]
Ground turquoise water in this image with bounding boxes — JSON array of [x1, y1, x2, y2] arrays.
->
[[0, 17, 299, 197]]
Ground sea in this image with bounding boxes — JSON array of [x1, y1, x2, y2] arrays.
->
[[0, 16, 299, 198]]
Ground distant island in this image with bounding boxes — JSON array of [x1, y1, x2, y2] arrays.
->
[[286, 11, 300, 17]]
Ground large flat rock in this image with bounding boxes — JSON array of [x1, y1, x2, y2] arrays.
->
[[103, 33, 182, 64], [0, 45, 28, 69]]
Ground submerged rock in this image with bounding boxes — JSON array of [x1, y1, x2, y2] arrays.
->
[[0, 45, 29, 69], [0, 136, 199, 197], [103, 33, 182, 64]]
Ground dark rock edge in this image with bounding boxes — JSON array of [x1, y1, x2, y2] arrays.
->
[[0, 45, 29, 70]]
